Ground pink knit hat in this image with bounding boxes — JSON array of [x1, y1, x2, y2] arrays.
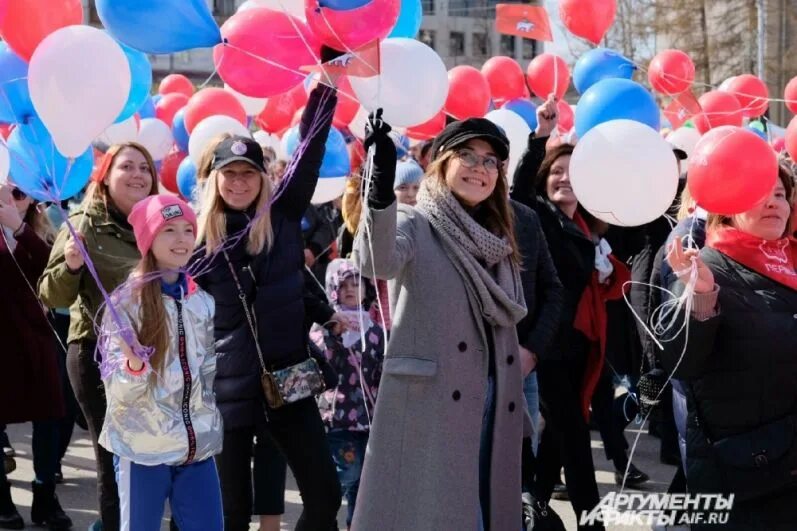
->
[[128, 195, 197, 257]]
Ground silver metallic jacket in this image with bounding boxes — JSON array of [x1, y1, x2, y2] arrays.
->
[[99, 287, 223, 466]]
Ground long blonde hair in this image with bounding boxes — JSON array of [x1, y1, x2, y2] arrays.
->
[[342, 174, 363, 236], [426, 149, 521, 263], [81, 143, 159, 216], [195, 137, 274, 256], [131, 253, 169, 373]]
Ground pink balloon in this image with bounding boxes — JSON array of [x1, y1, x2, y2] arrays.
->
[[305, 0, 400, 51], [215, 8, 319, 98], [557, 100, 574, 133]]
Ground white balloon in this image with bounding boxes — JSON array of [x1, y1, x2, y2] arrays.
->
[[189, 116, 252, 166], [312, 177, 347, 205], [29, 26, 131, 158], [225, 84, 267, 116], [348, 106, 369, 141], [570, 119, 679, 227], [97, 116, 139, 147], [666, 126, 701, 159], [350, 38, 448, 127], [0, 142, 8, 185], [485, 109, 531, 178], [137, 119, 174, 161], [238, 0, 306, 20], [253, 130, 281, 155]]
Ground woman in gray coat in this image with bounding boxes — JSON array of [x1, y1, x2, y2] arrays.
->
[[352, 111, 527, 531]]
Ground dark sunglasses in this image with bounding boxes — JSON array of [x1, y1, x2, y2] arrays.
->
[[11, 188, 27, 201]]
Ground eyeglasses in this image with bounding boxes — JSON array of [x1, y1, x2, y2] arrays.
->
[[11, 188, 27, 201], [455, 149, 500, 174]]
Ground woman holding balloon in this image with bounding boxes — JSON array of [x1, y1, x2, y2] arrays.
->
[[191, 77, 342, 531], [662, 168, 797, 528], [38, 143, 160, 531]]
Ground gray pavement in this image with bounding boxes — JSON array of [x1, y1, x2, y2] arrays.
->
[[5, 421, 676, 530]]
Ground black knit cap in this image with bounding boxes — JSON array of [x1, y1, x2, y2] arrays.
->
[[212, 136, 266, 173], [430, 118, 510, 162]]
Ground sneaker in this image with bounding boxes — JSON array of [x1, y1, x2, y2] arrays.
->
[[614, 463, 650, 487], [550, 482, 569, 501]]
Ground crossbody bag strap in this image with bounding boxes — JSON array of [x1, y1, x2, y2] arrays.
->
[[222, 249, 270, 376]]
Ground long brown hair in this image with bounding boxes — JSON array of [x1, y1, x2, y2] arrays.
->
[[426, 149, 521, 262], [81, 143, 159, 215], [24, 203, 56, 244], [131, 253, 169, 373], [707, 164, 796, 237]]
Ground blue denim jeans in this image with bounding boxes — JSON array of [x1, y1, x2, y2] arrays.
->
[[523, 372, 540, 454], [326, 429, 368, 527]]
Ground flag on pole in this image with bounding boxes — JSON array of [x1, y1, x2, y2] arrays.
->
[[664, 91, 701, 129], [496, 4, 553, 41], [301, 40, 381, 78]]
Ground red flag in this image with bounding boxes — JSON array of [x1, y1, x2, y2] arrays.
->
[[301, 40, 381, 79], [496, 4, 553, 41], [664, 91, 702, 129]]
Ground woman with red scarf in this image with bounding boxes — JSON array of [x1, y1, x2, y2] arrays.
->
[[511, 102, 627, 529], [663, 167, 797, 529]]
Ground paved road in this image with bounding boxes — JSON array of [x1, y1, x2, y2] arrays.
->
[[5, 421, 676, 530]]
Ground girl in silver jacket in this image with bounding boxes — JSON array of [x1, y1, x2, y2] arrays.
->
[[98, 195, 223, 531]]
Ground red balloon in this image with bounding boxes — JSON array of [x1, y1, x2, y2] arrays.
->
[[306, 0, 400, 51], [0, 123, 13, 140], [183, 88, 247, 134], [688, 126, 777, 215], [407, 110, 446, 140], [155, 93, 189, 128], [159, 74, 195, 99], [785, 77, 797, 114], [0, 0, 82, 61], [0, 1, 8, 27], [786, 116, 797, 161], [333, 76, 359, 130], [694, 91, 742, 134], [159, 148, 186, 195], [255, 84, 307, 133], [526, 54, 570, 100], [290, 106, 305, 128], [215, 8, 319, 98], [348, 140, 365, 174], [557, 100, 575, 133], [445, 66, 491, 120], [482, 56, 527, 107], [648, 49, 694, 95], [772, 136, 786, 153], [559, 0, 616, 45], [722, 74, 769, 118]]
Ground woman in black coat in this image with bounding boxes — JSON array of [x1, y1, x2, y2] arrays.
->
[[663, 167, 797, 529], [192, 74, 342, 530]]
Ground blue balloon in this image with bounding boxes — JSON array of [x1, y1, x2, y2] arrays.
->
[[96, 0, 221, 54], [319, 0, 371, 9], [152, 94, 163, 106], [573, 48, 635, 95], [7, 117, 94, 202], [0, 43, 34, 124], [388, 0, 423, 38], [503, 99, 538, 131], [114, 39, 153, 123], [138, 96, 156, 119], [575, 79, 660, 139], [172, 109, 190, 153], [284, 126, 350, 178], [177, 157, 197, 200]]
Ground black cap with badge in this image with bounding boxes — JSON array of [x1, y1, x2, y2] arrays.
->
[[212, 136, 267, 173]]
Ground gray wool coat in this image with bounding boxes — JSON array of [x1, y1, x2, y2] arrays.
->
[[351, 201, 527, 531]]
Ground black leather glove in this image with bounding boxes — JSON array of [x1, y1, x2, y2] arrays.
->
[[320, 45, 345, 63], [363, 109, 397, 209]]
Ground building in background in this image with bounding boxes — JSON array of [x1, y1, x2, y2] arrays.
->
[[84, 0, 542, 83]]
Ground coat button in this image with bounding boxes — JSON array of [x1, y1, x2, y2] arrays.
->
[[508, 402, 516, 412], [507, 355, 514, 365], [458, 342, 467, 352], [452, 390, 461, 401]]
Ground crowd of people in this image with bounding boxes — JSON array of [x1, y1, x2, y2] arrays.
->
[[2, 73, 797, 531]]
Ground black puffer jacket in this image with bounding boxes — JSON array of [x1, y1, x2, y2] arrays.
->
[[194, 85, 337, 428], [511, 200, 564, 359], [661, 247, 797, 500]]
